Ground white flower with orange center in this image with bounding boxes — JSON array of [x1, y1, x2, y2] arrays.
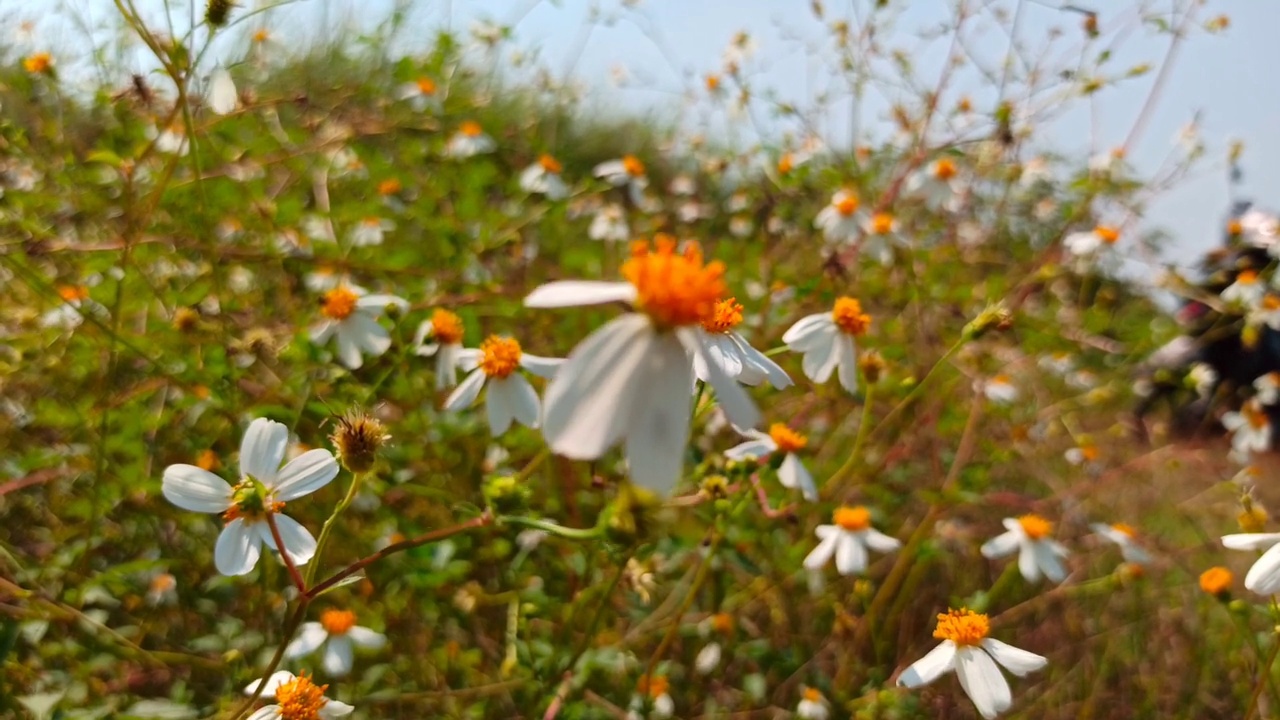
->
[[519, 153, 569, 200], [813, 189, 866, 245], [309, 285, 408, 370], [589, 203, 630, 242], [781, 297, 872, 394], [347, 217, 392, 248], [444, 120, 495, 158], [694, 298, 791, 389], [897, 608, 1047, 720], [982, 375, 1018, 404], [1223, 398, 1272, 461], [285, 609, 387, 678], [524, 236, 761, 494], [243, 671, 353, 720], [594, 154, 649, 205], [726, 423, 816, 500], [803, 506, 901, 574], [1222, 269, 1265, 308], [858, 211, 904, 264], [796, 687, 829, 720], [1064, 225, 1121, 256], [907, 158, 963, 210], [154, 121, 189, 156], [396, 76, 442, 113], [161, 418, 339, 576], [1256, 372, 1280, 405], [627, 675, 673, 720], [41, 284, 104, 330], [1090, 522, 1151, 565], [980, 514, 1069, 583], [444, 335, 562, 436], [1222, 530, 1280, 594], [413, 309, 467, 391], [1248, 294, 1280, 331]]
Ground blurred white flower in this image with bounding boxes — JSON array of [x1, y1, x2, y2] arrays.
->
[[519, 154, 569, 200], [310, 285, 408, 370], [803, 506, 900, 574], [413, 309, 466, 391], [445, 121, 496, 158], [443, 336, 562, 436], [725, 423, 815, 500], [814, 189, 866, 246], [980, 515, 1068, 583], [588, 203, 630, 242], [285, 609, 386, 677], [782, 297, 870, 394]]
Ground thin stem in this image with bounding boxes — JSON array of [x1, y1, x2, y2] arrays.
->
[[825, 381, 877, 493], [264, 512, 307, 594], [499, 515, 602, 541], [230, 600, 309, 720], [304, 471, 366, 586]]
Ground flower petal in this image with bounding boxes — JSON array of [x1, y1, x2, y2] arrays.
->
[[779, 452, 818, 501], [1246, 541, 1280, 594], [782, 313, 830, 346], [486, 377, 515, 436], [272, 449, 339, 501], [323, 634, 354, 677], [285, 623, 328, 659], [346, 314, 391, 357], [624, 332, 694, 495], [955, 645, 1012, 719], [803, 532, 840, 571], [834, 533, 868, 575], [257, 513, 317, 566], [520, 354, 563, 379], [1222, 533, 1280, 551], [980, 530, 1020, 559], [332, 326, 364, 369], [240, 418, 289, 483], [505, 373, 541, 429], [1017, 540, 1042, 582], [981, 639, 1047, 677], [246, 707, 282, 720], [319, 700, 354, 718], [347, 626, 387, 649], [162, 465, 233, 513], [1033, 540, 1067, 583], [524, 281, 637, 308], [897, 641, 957, 688], [724, 437, 776, 461], [244, 670, 295, 697], [680, 327, 760, 431], [444, 369, 487, 412], [860, 528, 902, 553], [835, 334, 859, 394], [215, 519, 262, 576]]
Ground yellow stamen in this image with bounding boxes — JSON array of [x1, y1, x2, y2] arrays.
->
[[834, 192, 859, 217], [538, 154, 562, 174], [932, 608, 989, 646], [621, 237, 726, 330], [777, 153, 794, 175], [1246, 401, 1269, 430], [705, 74, 721, 91], [637, 675, 669, 699], [769, 423, 808, 453], [622, 154, 646, 177], [932, 158, 957, 180], [831, 297, 872, 336], [252, 29, 270, 43], [709, 612, 734, 635], [1017, 514, 1053, 540], [415, 77, 437, 95], [149, 573, 176, 594], [377, 178, 401, 196], [361, 217, 382, 228], [320, 609, 357, 635], [833, 506, 870, 532], [869, 212, 895, 235], [57, 285, 89, 302], [1078, 444, 1099, 462], [430, 309, 465, 345], [196, 449, 219, 471], [274, 672, 328, 720], [802, 687, 823, 703], [1112, 523, 1137, 538], [23, 52, 52, 74], [1199, 566, 1233, 596], [460, 120, 483, 137], [479, 336, 522, 379], [1238, 270, 1260, 286], [702, 297, 744, 333], [1094, 226, 1120, 244], [320, 287, 359, 321], [1228, 219, 1243, 236]]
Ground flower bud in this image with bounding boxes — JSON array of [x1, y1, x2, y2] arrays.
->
[[483, 475, 531, 513], [205, 0, 236, 27], [858, 350, 886, 384], [329, 409, 389, 473]]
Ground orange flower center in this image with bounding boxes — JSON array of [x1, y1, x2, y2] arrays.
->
[[274, 672, 329, 720], [933, 608, 990, 646], [833, 506, 870, 531], [1264, 295, 1280, 312], [460, 121, 483, 137], [320, 287, 359, 321], [1246, 401, 1269, 430], [777, 153, 794, 175], [1238, 270, 1260, 286], [479, 336, 522, 378], [702, 297, 744, 333], [802, 687, 823, 703], [1228, 219, 1243, 236], [1199, 566, 1233, 595], [932, 158, 957, 180], [57, 285, 89, 302], [637, 675, 669, 699], [769, 423, 808, 453], [320, 609, 357, 635], [870, 212, 895, 235], [622, 155, 646, 177], [222, 480, 284, 524], [23, 53, 51, 74], [1078, 444, 1099, 462], [710, 612, 734, 635], [1018, 514, 1053, 540], [377, 178, 401, 196], [196, 449, 219, 471], [252, 29, 270, 43], [150, 573, 176, 594], [621, 237, 726, 330], [705, 74, 721, 91], [1094, 226, 1120, 244], [831, 297, 871, 336], [431, 309, 465, 345], [1112, 523, 1137, 538], [415, 77, 437, 95], [539, 154, 563, 174], [834, 193, 859, 217], [361, 217, 382, 228]]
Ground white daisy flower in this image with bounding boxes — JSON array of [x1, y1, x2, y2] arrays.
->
[[40, 285, 105, 330], [285, 609, 387, 677], [1223, 398, 1272, 461], [1063, 225, 1120, 256], [207, 67, 238, 115], [154, 122, 189, 156], [303, 267, 344, 293], [796, 687, 830, 720], [519, 154, 569, 200], [898, 608, 1047, 720], [444, 121, 496, 159], [781, 296, 872, 394], [725, 423, 815, 500], [694, 297, 791, 389], [692, 613, 733, 675], [1188, 362, 1218, 398], [1222, 270, 1265, 308], [444, 335, 562, 435], [802, 506, 901, 575], [1248, 295, 1280, 331], [145, 572, 178, 607], [1256, 372, 1280, 405], [627, 676, 674, 720], [982, 375, 1018, 405], [980, 515, 1069, 584], [347, 217, 392, 248], [588, 203, 630, 243], [1090, 522, 1151, 565], [906, 158, 962, 210], [243, 671, 354, 720], [859, 212, 903, 265], [161, 418, 339, 576], [523, 237, 761, 495], [310, 285, 408, 370], [1222, 532, 1280, 594], [413, 309, 466, 391], [594, 154, 649, 204], [396, 76, 442, 113], [1038, 352, 1074, 377], [813, 189, 866, 246], [301, 214, 336, 244]]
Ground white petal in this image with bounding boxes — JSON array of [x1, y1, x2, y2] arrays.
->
[[346, 314, 391, 357], [244, 670, 295, 697], [240, 418, 288, 483], [803, 532, 840, 571], [542, 314, 653, 459], [704, 332, 744, 378], [835, 334, 859, 394], [246, 707, 282, 720], [779, 453, 817, 501], [285, 623, 328, 658], [355, 294, 408, 312], [1017, 540, 1041, 582], [456, 348, 482, 373], [215, 519, 262, 576], [1222, 533, 1280, 551], [524, 281, 637, 308], [1246, 541, 1280, 594], [680, 327, 760, 430], [319, 701, 354, 718], [161, 465, 233, 512], [733, 335, 792, 389], [505, 373, 541, 429], [724, 437, 776, 460], [860, 528, 902, 553], [980, 531, 1020, 559], [208, 68, 238, 115], [955, 646, 1012, 719], [323, 635, 354, 677], [897, 641, 957, 688], [624, 333, 694, 495], [310, 321, 336, 345], [834, 534, 868, 575], [981, 639, 1047, 677], [257, 514, 318, 566], [520, 354, 563, 379], [347, 626, 387, 649], [486, 377, 515, 436], [1033, 540, 1067, 583], [435, 344, 461, 390], [444, 369, 487, 411], [799, 330, 839, 383], [272, 449, 339, 501], [332, 326, 364, 369], [781, 313, 830, 346]]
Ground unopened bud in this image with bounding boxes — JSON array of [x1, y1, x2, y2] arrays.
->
[[205, 0, 236, 27], [329, 409, 389, 473], [483, 474, 531, 513], [963, 303, 1013, 340], [858, 350, 886, 384]]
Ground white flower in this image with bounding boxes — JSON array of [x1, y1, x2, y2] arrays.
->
[[588, 203, 630, 242], [347, 217, 391, 248], [669, 174, 696, 195], [594, 154, 648, 204], [781, 297, 871, 394], [858, 212, 904, 264], [396, 76, 442, 113], [301, 214, 336, 244], [1223, 399, 1272, 461], [1223, 533, 1280, 594], [1064, 225, 1120, 257], [1222, 270, 1265, 308], [519, 154, 569, 200], [725, 424, 815, 500], [980, 516, 1068, 584], [285, 609, 387, 677], [145, 572, 178, 607], [243, 671, 354, 720], [813, 189, 866, 246], [803, 506, 900, 575], [906, 158, 963, 210], [627, 677, 674, 720], [1090, 523, 1151, 565], [728, 216, 753, 238], [898, 609, 1047, 720], [309, 285, 408, 370], [694, 298, 791, 389], [1248, 295, 1280, 331], [1088, 147, 1126, 177], [1188, 362, 1218, 398], [444, 121, 495, 158], [982, 375, 1018, 404], [443, 335, 562, 436], [161, 418, 339, 576], [1257, 372, 1280, 405], [694, 641, 721, 675], [154, 123, 189, 156], [1038, 352, 1074, 376], [413, 309, 466, 391], [523, 237, 760, 495], [40, 285, 104, 330], [796, 688, 830, 720], [207, 67, 238, 115]]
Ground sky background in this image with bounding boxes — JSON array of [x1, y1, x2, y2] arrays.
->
[[19, 0, 1280, 275]]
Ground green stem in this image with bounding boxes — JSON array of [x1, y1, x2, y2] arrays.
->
[[500, 515, 602, 541], [825, 382, 876, 493], [305, 471, 366, 586]]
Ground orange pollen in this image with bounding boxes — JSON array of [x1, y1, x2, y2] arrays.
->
[[933, 159, 957, 180], [274, 673, 329, 720], [320, 609, 357, 635], [1079, 444, 1099, 462], [538, 154, 563, 174], [196, 449, 219, 471], [833, 506, 871, 532], [1238, 270, 1260, 286], [710, 612, 734, 635], [193, 385, 212, 400], [1094, 226, 1120, 244], [706, 74, 721, 91], [777, 153, 794, 175], [870, 212, 895, 235], [252, 29, 270, 43], [377, 178, 401, 195], [956, 96, 972, 113], [1264, 295, 1280, 311], [932, 608, 990, 646], [831, 297, 872, 336], [1200, 566, 1233, 595], [1018, 514, 1053, 540], [802, 687, 823, 703], [23, 53, 51, 74], [415, 77, 437, 95], [637, 675, 669, 698], [1111, 147, 1126, 160], [361, 217, 382, 228], [149, 573, 176, 593], [222, 499, 285, 524], [1229, 219, 1244, 236], [1112, 523, 1137, 538], [1246, 402, 1269, 430], [622, 155, 646, 177], [431, 309, 465, 345], [621, 237, 726, 329], [320, 287, 359, 321], [702, 297, 744, 333], [479, 336, 522, 379], [460, 121, 483, 137], [769, 423, 808, 453], [834, 193, 860, 217], [57, 285, 89, 302]]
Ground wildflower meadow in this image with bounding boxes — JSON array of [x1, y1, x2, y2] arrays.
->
[[3, 1, 1275, 718]]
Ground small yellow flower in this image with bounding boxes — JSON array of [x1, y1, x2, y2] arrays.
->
[[1199, 566, 1233, 596]]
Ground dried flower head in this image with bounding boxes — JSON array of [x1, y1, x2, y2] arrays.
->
[[329, 409, 390, 473]]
